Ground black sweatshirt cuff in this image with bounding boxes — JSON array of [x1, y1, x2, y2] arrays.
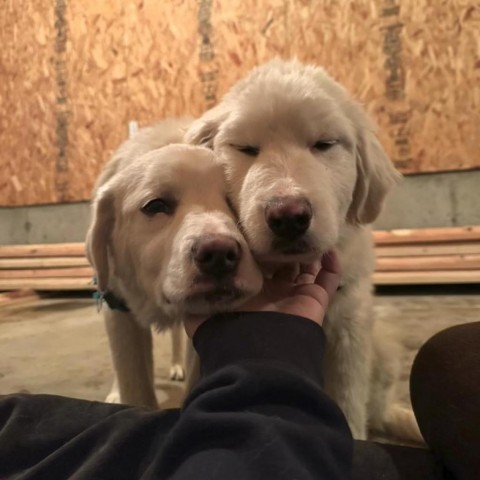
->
[[193, 312, 326, 386]]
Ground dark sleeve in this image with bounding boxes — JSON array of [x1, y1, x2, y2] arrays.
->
[[158, 312, 353, 480]]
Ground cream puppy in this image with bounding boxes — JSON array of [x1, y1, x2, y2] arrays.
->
[[87, 122, 262, 408], [185, 59, 421, 442]]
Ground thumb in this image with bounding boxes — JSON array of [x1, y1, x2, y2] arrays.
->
[[315, 250, 341, 301]]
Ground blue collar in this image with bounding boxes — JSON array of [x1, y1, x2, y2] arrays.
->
[[102, 291, 130, 312], [93, 277, 130, 312]]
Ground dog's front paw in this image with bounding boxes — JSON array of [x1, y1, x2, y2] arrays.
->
[[105, 390, 122, 404], [169, 363, 185, 382]]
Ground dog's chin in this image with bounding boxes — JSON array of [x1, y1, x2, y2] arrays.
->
[[164, 278, 252, 316], [254, 237, 324, 265]]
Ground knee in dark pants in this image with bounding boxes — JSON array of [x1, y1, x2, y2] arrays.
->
[[410, 322, 480, 480]]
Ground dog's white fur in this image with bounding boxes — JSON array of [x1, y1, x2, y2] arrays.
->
[[185, 59, 422, 441], [87, 120, 262, 407]]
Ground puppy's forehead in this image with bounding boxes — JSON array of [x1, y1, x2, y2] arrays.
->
[[138, 145, 224, 187], [223, 75, 354, 143]]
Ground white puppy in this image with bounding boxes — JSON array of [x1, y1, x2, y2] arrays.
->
[[185, 59, 421, 441], [87, 120, 262, 408]]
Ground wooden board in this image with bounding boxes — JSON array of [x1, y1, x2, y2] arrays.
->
[[375, 243, 480, 258], [0, 278, 95, 291], [0, 0, 57, 206], [0, 257, 90, 269], [373, 226, 480, 246], [376, 255, 480, 272], [373, 270, 480, 285], [0, 243, 86, 258], [1, 1, 480, 206], [0, 290, 40, 307], [0, 267, 94, 279]]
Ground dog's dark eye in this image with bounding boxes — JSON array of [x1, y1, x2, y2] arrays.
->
[[141, 198, 176, 216], [233, 145, 260, 157], [313, 140, 337, 152]]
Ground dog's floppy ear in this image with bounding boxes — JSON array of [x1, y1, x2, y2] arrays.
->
[[347, 128, 401, 225], [184, 104, 229, 148], [86, 185, 115, 292]]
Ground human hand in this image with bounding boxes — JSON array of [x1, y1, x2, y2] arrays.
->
[[184, 250, 341, 338], [234, 250, 340, 323]]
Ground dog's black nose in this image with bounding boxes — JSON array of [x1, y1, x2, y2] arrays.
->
[[192, 236, 241, 277], [265, 196, 312, 240]]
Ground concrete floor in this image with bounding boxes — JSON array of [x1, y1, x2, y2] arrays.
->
[[1, 288, 479, 439], [0, 296, 186, 408]]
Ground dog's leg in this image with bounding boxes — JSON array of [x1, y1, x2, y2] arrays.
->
[[104, 307, 158, 408], [169, 322, 185, 381], [368, 322, 424, 443], [323, 286, 374, 440], [105, 375, 121, 404], [367, 321, 401, 435], [141, 321, 155, 392]]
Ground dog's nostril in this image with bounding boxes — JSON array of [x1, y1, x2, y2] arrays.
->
[[198, 251, 214, 264], [265, 197, 312, 240], [270, 218, 283, 230], [295, 213, 310, 228], [226, 250, 237, 262]]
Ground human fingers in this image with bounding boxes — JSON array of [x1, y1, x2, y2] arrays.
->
[[295, 284, 329, 310], [296, 260, 321, 285], [292, 250, 340, 309], [314, 250, 341, 301], [299, 259, 322, 277]]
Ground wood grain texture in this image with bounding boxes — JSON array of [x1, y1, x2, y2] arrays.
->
[[1, 0, 479, 206]]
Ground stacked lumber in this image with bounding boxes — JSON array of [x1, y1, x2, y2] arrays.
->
[[373, 226, 480, 285], [0, 289, 40, 307], [0, 243, 94, 291], [1, 226, 479, 291]]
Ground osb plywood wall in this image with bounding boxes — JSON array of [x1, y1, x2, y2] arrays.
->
[[1, 0, 479, 206]]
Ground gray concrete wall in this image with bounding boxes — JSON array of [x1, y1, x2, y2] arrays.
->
[[1, 170, 479, 245], [0, 203, 92, 245], [374, 169, 480, 230]]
